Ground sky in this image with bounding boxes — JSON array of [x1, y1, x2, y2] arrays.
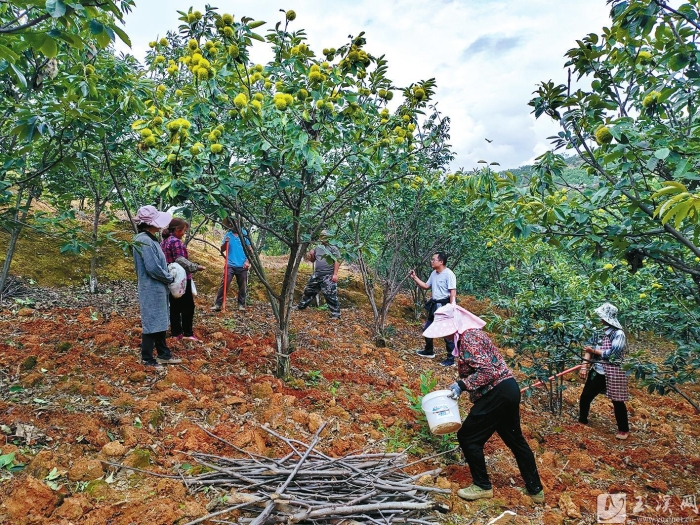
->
[[114, 1, 612, 171]]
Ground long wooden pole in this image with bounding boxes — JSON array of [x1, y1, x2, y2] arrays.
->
[[222, 240, 230, 312], [520, 364, 583, 393]]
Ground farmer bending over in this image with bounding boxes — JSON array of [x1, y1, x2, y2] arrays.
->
[[427, 304, 545, 503]]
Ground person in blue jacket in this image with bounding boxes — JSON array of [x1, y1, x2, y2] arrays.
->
[[212, 217, 250, 312]]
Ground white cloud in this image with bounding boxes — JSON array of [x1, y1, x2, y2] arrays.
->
[[115, 0, 611, 170]]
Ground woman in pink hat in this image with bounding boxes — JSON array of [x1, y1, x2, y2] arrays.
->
[[133, 206, 182, 368], [424, 304, 544, 504]]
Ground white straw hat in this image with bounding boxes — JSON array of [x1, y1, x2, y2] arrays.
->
[[594, 302, 622, 329]]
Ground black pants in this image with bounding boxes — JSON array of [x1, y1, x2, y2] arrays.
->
[[141, 331, 171, 363], [578, 370, 629, 432], [423, 299, 455, 357], [169, 279, 195, 337], [456, 378, 543, 494], [215, 266, 248, 307]]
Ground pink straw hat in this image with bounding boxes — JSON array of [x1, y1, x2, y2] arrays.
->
[[422, 304, 486, 339], [135, 205, 172, 229]]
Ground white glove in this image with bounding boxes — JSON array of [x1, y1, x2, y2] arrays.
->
[[448, 382, 462, 400]]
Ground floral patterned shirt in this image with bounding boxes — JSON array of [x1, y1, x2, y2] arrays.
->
[[161, 235, 190, 278], [457, 329, 514, 402]]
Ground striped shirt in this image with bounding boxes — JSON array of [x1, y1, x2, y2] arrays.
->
[[592, 326, 629, 402], [593, 326, 626, 374]]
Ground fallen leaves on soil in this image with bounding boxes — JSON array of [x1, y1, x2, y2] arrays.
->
[[0, 275, 698, 524]]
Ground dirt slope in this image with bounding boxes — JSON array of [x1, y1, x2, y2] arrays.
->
[[0, 259, 698, 524]]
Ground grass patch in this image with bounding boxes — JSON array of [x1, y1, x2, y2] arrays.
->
[[0, 222, 134, 288]]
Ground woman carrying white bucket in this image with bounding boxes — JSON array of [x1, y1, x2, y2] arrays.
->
[[423, 304, 545, 504]]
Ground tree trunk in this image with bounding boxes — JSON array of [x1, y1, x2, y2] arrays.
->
[[377, 287, 393, 344], [357, 253, 383, 343], [274, 244, 305, 378], [0, 194, 33, 294], [275, 320, 291, 378], [0, 226, 22, 294], [411, 286, 426, 320], [103, 144, 137, 233], [89, 254, 98, 293], [89, 202, 100, 294]]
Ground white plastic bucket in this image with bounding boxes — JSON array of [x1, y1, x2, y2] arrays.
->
[[421, 390, 462, 435]]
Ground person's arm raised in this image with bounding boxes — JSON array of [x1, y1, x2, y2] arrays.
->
[[408, 269, 431, 290]]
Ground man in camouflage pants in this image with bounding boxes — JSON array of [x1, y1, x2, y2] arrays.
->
[[296, 230, 341, 319]]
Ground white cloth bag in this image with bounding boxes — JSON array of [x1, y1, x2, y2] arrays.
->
[[167, 262, 187, 298]]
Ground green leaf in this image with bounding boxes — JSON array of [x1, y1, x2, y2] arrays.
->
[[249, 32, 266, 42], [652, 181, 686, 199], [672, 200, 693, 228], [95, 31, 110, 47], [45, 0, 67, 18], [10, 63, 27, 89], [89, 19, 104, 35], [0, 453, 15, 469], [669, 53, 690, 71], [46, 479, 60, 490], [9, 385, 23, 392], [248, 20, 266, 29], [658, 192, 691, 222], [0, 44, 20, 63], [40, 37, 58, 58], [91, 22, 114, 47], [51, 30, 83, 47], [654, 147, 670, 159], [673, 158, 690, 178], [111, 24, 132, 48]]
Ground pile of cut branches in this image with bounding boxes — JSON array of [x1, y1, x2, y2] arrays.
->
[[118, 423, 452, 525]]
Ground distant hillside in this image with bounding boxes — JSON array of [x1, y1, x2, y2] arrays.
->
[[502, 154, 589, 186]]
